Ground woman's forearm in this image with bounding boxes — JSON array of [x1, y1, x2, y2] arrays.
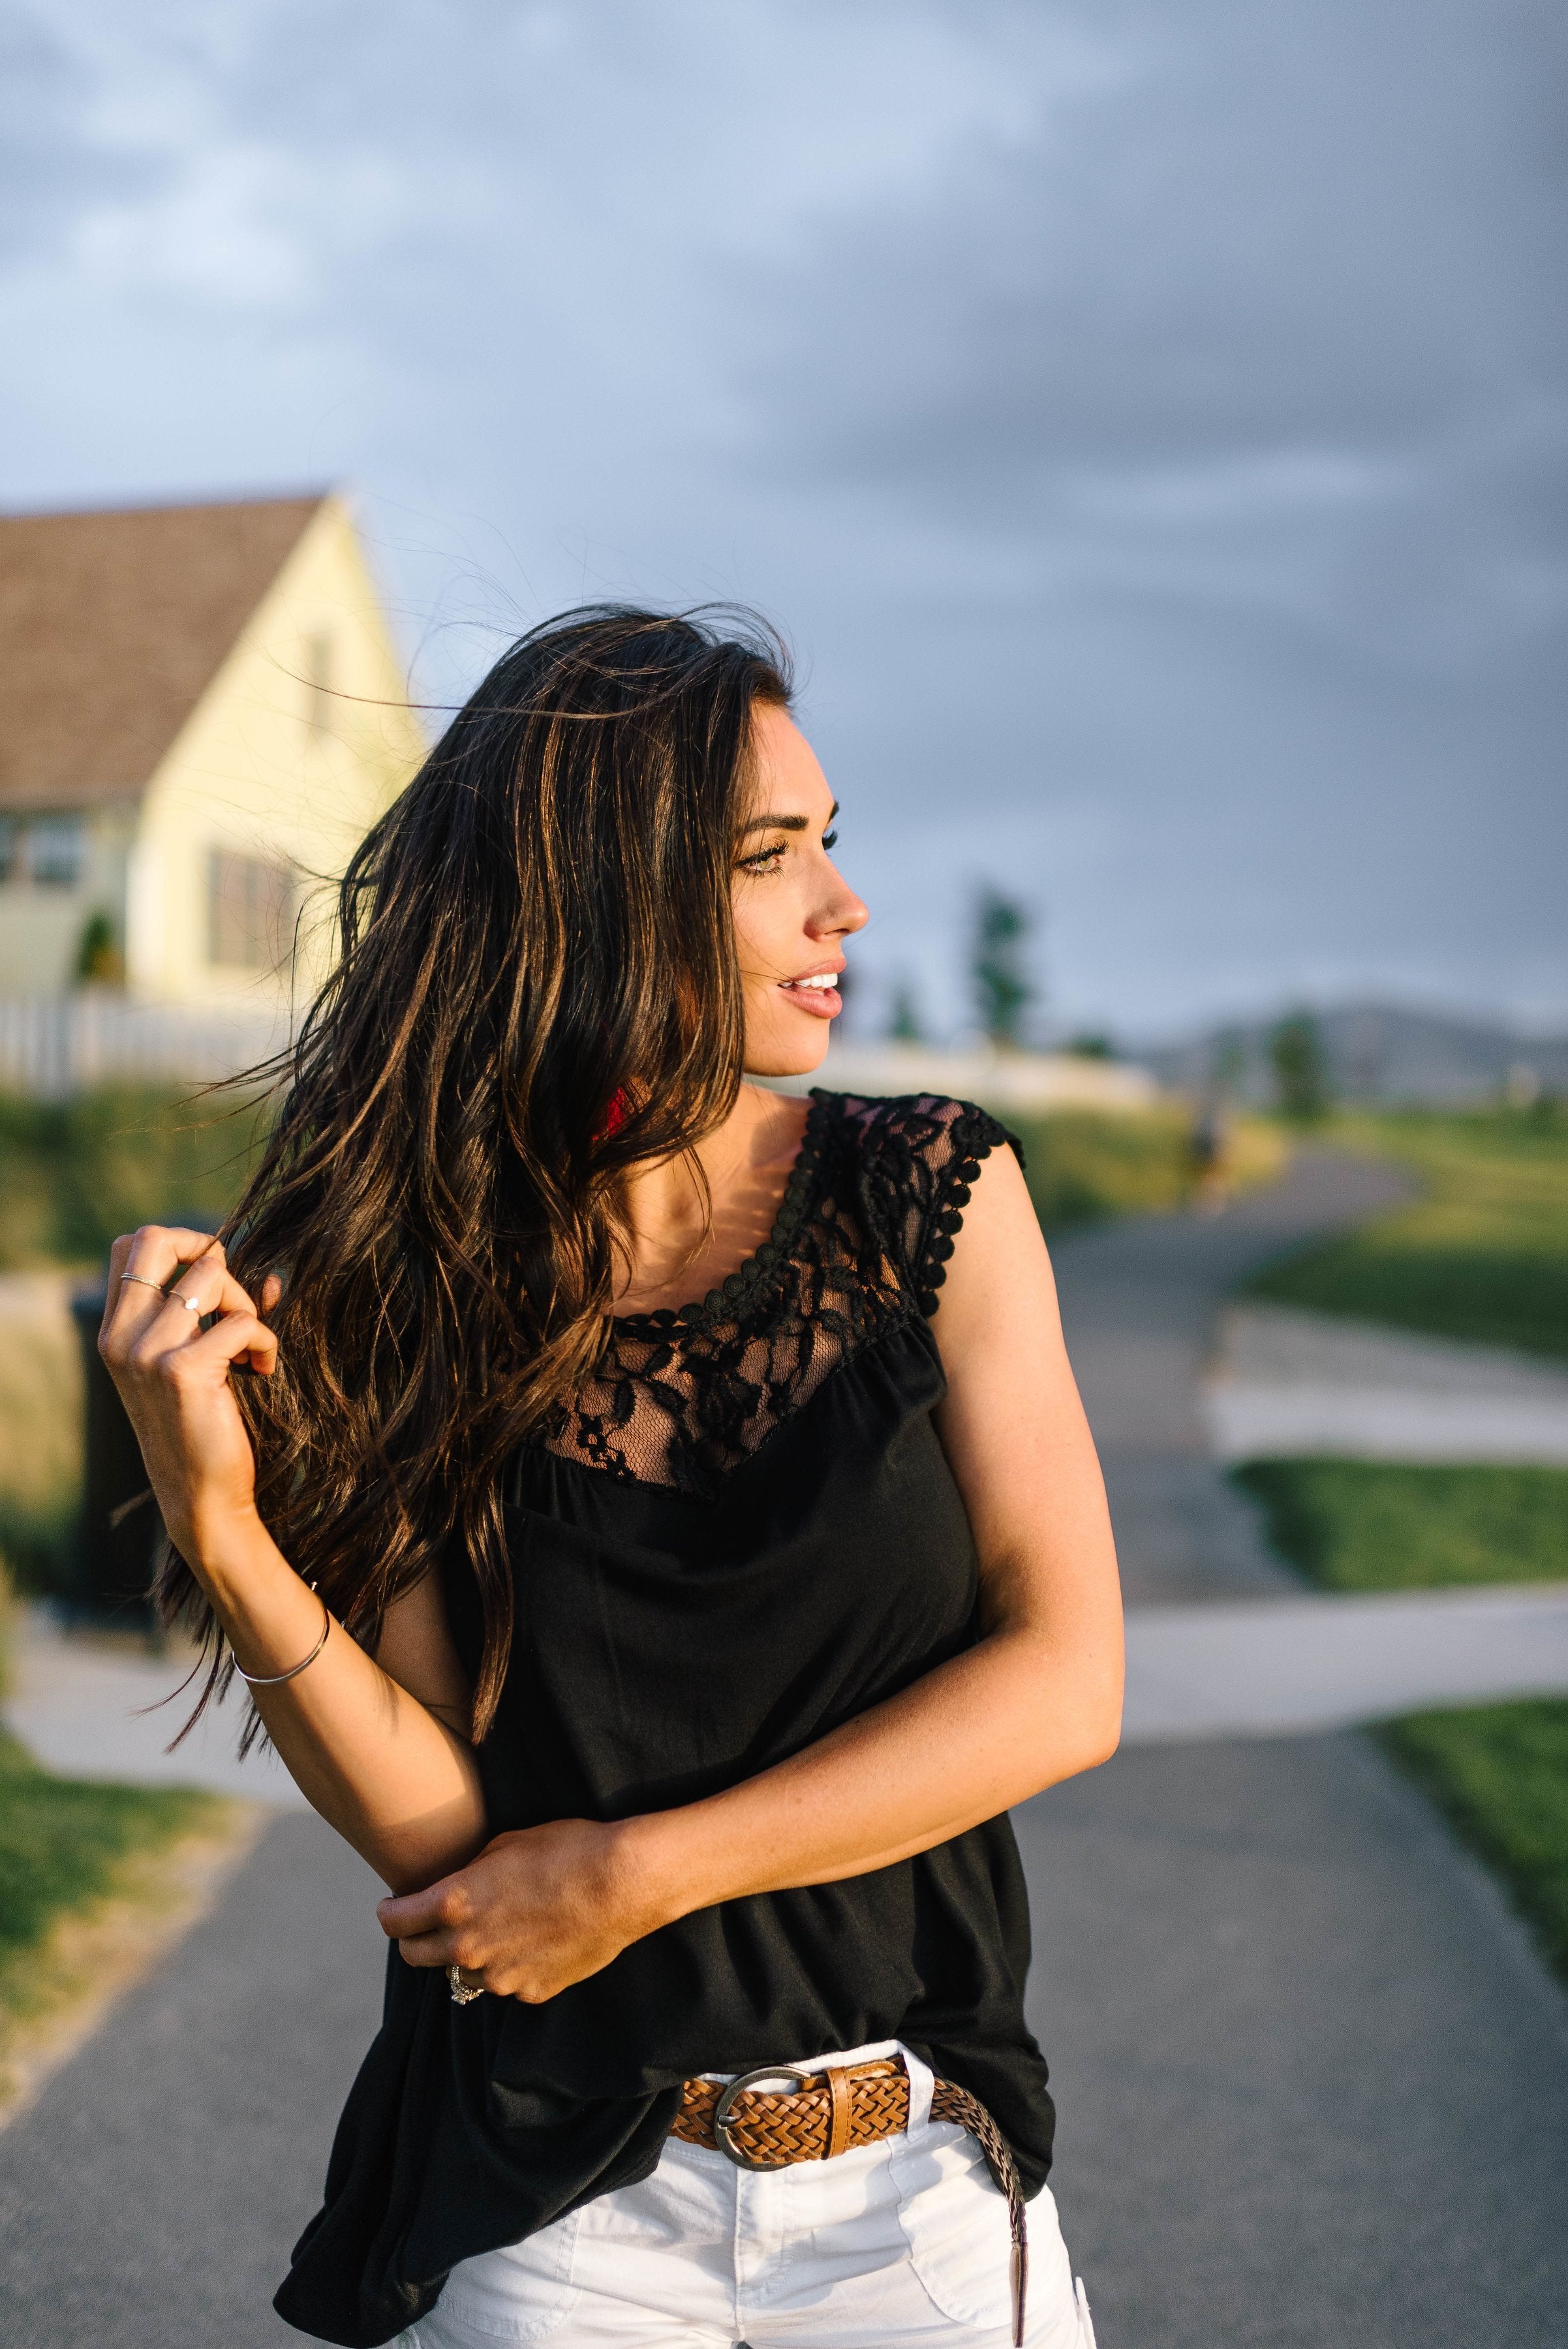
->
[[375, 1610, 1121, 2004], [623, 1614, 1123, 1926], [191, 1511, 487, 1892], [94, 1231, 487, 1892]]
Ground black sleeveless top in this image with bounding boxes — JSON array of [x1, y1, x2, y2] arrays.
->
[[275, 1093, 1055, 2347]]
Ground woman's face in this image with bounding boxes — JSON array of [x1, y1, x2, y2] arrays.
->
[[731, 703, 869, 1078]]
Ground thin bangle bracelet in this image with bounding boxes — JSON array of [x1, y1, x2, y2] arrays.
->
[[234, 1592, 331, 1687]]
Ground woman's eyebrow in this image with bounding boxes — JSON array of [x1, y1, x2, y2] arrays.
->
[[738, 801, 840, 837]]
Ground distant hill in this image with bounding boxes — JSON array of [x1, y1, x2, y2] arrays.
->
[[1136, 1002, 1568, 1107]]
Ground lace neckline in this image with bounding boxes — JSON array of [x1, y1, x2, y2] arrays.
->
[[613, 1088, 833, 1338]]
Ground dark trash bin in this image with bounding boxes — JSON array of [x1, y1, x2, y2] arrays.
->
[[69, 1288, 166, 1630]]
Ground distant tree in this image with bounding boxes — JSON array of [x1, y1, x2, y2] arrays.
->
[[1210, 1028, 1248, 1096], [1066, 1032, 1113, 1061], [887, 977, 924, 1043], [74, 910, 125, 987], [1268, 1010, 1330, 1121], [972, 889, 1034, 1049]]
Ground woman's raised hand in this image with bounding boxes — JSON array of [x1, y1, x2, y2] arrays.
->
[[376, 1819, 669, 2004], [98, 1226, 282, 1569]]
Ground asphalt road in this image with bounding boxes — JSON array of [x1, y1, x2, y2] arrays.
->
[[3, 1148, 1565, 2348], [1029, 1150, 1568, 2346], [1051, 1146, 1409, 1610], [0, 1815, 385, 2349]]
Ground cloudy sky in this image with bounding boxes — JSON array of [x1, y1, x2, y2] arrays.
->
[[3, 0, 1564, 1041]]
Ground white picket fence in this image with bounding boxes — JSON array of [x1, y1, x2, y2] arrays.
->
[[818, 1040, 1161, 1113], [0, 992, 290, 1099], [1, 1000, 1169, 1111]]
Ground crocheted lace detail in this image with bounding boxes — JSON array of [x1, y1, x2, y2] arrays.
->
[[538, 1092, 1019, 1496]]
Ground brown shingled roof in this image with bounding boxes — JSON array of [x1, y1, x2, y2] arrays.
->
[[0, 495, 326, 808]]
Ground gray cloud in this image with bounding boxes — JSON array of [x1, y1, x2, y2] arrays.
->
[[0, 5, 167, 264], [767, 3, 1566, 452], [733, 0, 1568, 648], [0, 0, 1562, 1032]]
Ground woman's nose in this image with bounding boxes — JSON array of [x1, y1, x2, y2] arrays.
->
[[816, 882, 869, 938]]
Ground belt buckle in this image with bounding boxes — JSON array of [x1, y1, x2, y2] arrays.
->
[[711, 2064, 815, 2172]]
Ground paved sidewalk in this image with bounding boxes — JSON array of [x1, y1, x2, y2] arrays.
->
[[1018, 1735, 1568, 2349], [16, 1574, 1568, 1789], [5, 1608, 310, 1805], [0, 1815, 384, 2349], [1123, 1579, 1568, 1741], [3, 1148, 1567, 2348], [1205, 1300, 1568, 1464], [1051, 1148, 1410, 1610], [1039, 1156, 1568, 2346]]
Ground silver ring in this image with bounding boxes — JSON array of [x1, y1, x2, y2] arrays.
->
[[121, 1272, 202, 1314], [447, 1964, 484, 2006]]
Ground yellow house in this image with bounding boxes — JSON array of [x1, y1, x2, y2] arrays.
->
[[0, 494, 425, 1015]]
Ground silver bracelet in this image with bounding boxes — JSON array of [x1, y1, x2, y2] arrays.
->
[[234, 1591, 331, 1686]]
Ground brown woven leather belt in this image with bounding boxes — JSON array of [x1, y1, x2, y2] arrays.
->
[[671, 2056, 1029, 2346]]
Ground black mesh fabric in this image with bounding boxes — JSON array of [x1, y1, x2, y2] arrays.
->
[[541, 1089, 1021, 1496]]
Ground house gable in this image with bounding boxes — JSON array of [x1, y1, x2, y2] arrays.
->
[[0, 493, 425, 1005], [0, 497, 325, 810], [129, 497, 425, 1006]]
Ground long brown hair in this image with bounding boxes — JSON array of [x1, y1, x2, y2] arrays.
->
[[157, 606, 792, 1740]]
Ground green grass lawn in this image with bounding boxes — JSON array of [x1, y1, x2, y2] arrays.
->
[[1244, 1104, 1568, 1359], [1234, 1458, 1568, 1593], [1378, 1703, 1568, 1980], [0, 1725, 223, 2026], [1, 1085, 1273, 1262], [1235, 1450, 1568, 1984], [0, 1084, 266, 1599], [1229, 1099, 1558, 1963], [1010, 1105, 1282, 1233], [0, 1084, 264, 1272], [1235, 1101, 1568, 1989]]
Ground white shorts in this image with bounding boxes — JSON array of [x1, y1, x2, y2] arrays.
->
[[399, 2042, 1094, 2348]]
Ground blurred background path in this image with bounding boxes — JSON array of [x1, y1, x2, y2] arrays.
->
[[3, 1148, 1567, 2346], [1028, 1150, 1568, 2349], [1055, 1148, 1407, 1608], [0, 1814, 383, 2349]]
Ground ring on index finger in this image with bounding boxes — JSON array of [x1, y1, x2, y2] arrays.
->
[[123, 1272, 205, 1316]]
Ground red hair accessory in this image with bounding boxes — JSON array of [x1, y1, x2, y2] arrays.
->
[[596, 1087, 630, 1142]]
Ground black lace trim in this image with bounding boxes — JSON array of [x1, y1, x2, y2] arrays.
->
[[908, 1103, 1022, 1319], [538, 1091, 1021, 1496], [614, 1089, 835, 1338]]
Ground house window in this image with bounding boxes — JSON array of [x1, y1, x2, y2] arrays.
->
[[5, 812, 86, 887], [29, 814, 84, 887], [208, 850, 294, 970]]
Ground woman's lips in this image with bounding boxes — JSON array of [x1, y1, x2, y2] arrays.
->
[[778, 970, 843, 1019]]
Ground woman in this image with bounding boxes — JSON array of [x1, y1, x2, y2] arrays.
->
[[100, 609, 1123, 2349]]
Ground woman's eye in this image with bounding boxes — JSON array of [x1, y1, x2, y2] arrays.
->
[[739, 840, 787, 874], [822, 829, 838, 852]]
